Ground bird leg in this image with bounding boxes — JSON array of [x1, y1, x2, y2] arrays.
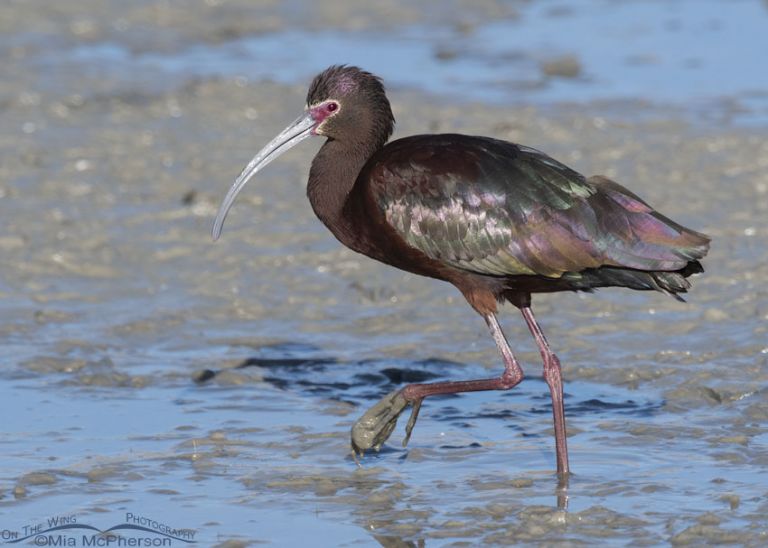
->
[[520, 306, 570, 478], [351, 313, 524, 457]]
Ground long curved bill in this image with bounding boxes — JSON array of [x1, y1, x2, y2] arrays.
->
[[212, 111, 316, 241]]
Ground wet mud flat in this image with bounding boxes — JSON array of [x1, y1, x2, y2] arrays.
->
[[2, 1, 768, 546]]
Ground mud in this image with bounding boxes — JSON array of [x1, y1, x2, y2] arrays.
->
[[1, 1, 767, 546]]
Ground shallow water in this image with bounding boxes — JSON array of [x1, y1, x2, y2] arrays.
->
[[1, 0, 768, 546], [26, 0, 768, 125]]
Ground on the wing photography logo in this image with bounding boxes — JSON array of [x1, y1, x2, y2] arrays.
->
[[1, 512, 196, 546]]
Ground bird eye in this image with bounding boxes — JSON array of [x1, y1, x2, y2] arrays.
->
[[326, 102, 338, 112]]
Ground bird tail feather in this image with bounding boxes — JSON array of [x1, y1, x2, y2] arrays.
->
[[567, 260, 704, 301]]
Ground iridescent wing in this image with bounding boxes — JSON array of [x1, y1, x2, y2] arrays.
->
[[369, 135, 708, 278]]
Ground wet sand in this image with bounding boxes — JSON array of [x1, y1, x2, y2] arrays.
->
[[1, 1, 767, 546]]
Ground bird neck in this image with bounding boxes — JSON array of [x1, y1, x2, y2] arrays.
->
[[307, 138, 378, 247]]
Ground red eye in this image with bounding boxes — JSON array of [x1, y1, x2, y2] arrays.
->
[[326, 102, 338, 112]]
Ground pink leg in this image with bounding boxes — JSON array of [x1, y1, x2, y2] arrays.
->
[[351, 313, 524, 455], [521, 306, 570, 477], [402, 313, 524, 400]]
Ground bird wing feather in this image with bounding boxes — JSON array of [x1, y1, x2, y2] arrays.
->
[[368, 135, 709, 278]]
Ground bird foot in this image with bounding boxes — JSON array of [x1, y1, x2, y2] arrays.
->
[[351, 389, 423, 458]]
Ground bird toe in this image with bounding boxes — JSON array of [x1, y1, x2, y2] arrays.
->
[[350, 389, 413, 457]]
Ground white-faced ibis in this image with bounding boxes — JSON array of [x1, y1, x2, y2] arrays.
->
[[212, 65, 710, 477]]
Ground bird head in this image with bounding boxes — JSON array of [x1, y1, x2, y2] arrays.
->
[[212, 65, 394, 240], [306, 65, 394, 145]]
